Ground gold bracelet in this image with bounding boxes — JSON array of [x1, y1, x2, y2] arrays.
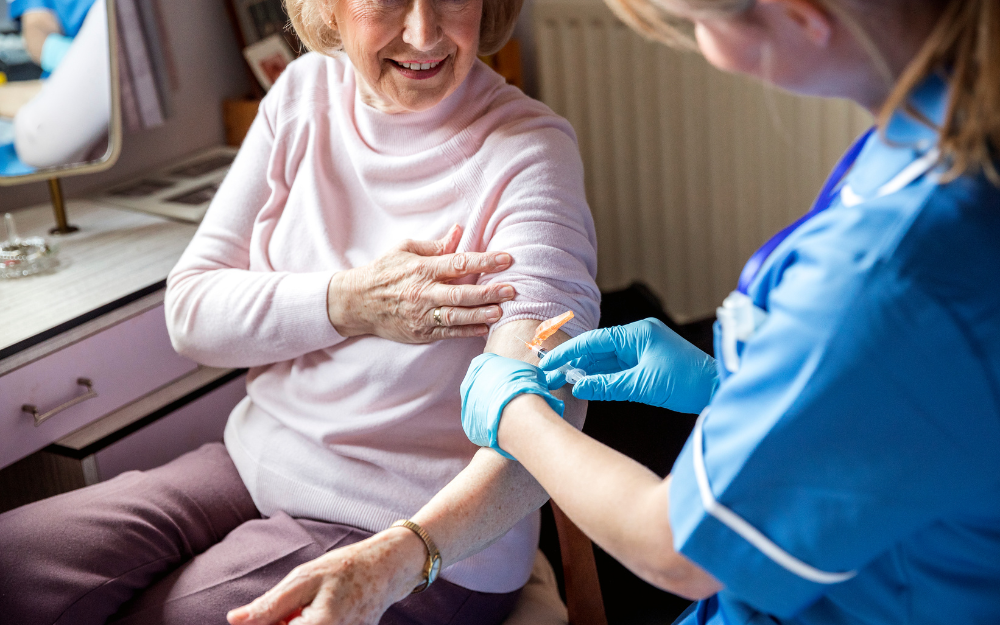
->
[[390, 519, 442, 593]]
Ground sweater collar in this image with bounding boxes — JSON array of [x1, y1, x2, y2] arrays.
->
[[347, 58, 485, 156]]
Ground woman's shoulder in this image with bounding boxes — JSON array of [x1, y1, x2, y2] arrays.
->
[[259, 52, 349, 121], [461, 61, 579, 153]]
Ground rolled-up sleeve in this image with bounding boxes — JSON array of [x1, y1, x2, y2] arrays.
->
[[474, 122, 601, 337]]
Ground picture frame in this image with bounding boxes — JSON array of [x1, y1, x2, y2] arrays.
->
[[225, 0, 301, 97], [229, 0, 294, 47], [242, 34, 295, 91]]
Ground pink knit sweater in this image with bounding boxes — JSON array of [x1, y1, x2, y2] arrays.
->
[[165, 53, 600, 592]]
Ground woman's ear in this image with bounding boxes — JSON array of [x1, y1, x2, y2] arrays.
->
[[757, 0, 832, 47]]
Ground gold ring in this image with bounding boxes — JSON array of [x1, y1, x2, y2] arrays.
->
[[433, 308, 443, 326]]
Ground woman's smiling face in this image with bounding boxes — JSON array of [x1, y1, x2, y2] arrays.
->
[[332, 0, 484, 113]]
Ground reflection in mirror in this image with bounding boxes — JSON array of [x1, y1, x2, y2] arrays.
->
[[0, 0, 113, 176]]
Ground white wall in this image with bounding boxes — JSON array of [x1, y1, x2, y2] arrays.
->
[[1, 0, 251, 211]]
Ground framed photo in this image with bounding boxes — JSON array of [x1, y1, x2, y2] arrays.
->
[[230, 0, 290, 46], [243, 34, 295, 91]]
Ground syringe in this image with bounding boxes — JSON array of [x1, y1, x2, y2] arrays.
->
[[520, 337, 587, 385]]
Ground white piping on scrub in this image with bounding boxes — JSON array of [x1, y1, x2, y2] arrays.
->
[[841, 148, 941, 208], [691, 409, 857, 585]]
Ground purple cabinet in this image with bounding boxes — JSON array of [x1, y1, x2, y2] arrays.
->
[[0, 304, 198, 469], [0, 293, 247, 510]]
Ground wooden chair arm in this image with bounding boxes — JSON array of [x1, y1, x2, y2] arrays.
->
[[551, 501, 608, 625]]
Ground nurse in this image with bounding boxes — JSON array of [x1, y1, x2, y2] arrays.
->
[[460, 0, 1000, 623], [9, 0, 96, 72]]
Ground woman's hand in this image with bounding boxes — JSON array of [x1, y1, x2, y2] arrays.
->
[[326, 225, 516, 343], [226, 528, 427, 625], [540, 318, 719, 414], [460, 353, 565, 460]]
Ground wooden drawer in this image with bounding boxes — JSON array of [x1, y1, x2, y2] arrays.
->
[[0, 304, 197, 468], [0, 369, 245, 513]]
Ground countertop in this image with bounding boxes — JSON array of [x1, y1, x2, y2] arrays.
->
[[0, 201, 196, 360]]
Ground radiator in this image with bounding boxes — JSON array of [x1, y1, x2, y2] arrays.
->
[[534, 0, 872, 322]]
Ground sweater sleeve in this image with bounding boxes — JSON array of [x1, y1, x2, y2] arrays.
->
[[476, 122, 601, 337], [164, 87, 345, 368]]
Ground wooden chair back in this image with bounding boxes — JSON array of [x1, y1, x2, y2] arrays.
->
[[550, 501, 608, 625]]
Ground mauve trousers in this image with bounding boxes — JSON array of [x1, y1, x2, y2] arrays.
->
[[0, 443, 519, 625]]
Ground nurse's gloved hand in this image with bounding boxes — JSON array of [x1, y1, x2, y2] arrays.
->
[[539, 318, 719, 414], [461, 353, 565, 461]]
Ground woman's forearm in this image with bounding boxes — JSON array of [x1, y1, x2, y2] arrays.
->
[[412, 447, 550, 566], [165, 266, 344, 367], [410, 319, 583, 569], [498, 394, 722, 600]]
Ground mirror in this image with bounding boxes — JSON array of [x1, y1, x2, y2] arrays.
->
[[0, 0, 121, 233]]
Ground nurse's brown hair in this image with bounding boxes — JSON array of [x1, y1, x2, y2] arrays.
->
[[604, 0, 1000, 184], [284, 0, 523, 57], [883, 0, 1000, 184]]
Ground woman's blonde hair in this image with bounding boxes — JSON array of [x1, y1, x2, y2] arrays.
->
[[284, 0, 523, 57], [605, 0, 1000, 184]]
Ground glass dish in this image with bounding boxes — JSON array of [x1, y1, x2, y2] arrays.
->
[[1, 213, 59, 279]]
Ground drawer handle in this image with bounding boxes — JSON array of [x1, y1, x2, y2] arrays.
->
[[23, 378, 98, 427]]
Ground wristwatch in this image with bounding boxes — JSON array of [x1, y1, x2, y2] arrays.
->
[[390, 519, 442, 593]]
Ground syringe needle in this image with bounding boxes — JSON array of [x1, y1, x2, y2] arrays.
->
[[528, 345, 587, 385], [516, 334, 587, 385]]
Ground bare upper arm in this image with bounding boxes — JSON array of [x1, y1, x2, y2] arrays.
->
[[485, 319, 586, 429]]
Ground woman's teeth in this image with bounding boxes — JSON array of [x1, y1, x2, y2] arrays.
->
[[397, 60, 442, 70]]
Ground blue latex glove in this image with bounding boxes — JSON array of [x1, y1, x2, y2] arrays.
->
[[461, 353, 565, 460], [539, 318, 719, 414], [40, 34, 73, 73]]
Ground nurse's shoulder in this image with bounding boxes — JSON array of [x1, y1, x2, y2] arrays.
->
[[892, 168, 1000, 368], [762, 76, 998, 347], [892, 170, 1000, 308]]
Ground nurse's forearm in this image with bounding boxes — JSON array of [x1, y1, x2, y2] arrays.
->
[[499, 395, 722, 600], [21, 10, 61, 64]]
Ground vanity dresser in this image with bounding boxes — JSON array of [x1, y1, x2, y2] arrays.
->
[[0, 200, 246, 512]]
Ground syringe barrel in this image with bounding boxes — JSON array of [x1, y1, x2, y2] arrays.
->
[[533, 347, 586, 385]]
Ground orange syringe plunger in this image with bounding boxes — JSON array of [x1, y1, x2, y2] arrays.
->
[[520, 311, 587, 385], [527, 311, 574, 350]]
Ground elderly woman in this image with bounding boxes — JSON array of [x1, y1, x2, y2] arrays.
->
[[0, 0, 599, 622]]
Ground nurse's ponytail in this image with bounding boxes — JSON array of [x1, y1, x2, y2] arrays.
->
[[881, 0, 1000, 185]]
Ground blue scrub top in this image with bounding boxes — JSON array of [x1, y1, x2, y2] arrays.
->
[[8, 0, 95, 37], [669, 75, 1000, 624]]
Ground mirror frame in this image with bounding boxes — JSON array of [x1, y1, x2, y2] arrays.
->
[[0, 0, 122, 187]]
